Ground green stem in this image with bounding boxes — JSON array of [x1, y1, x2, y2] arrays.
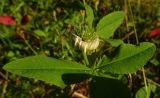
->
[[83, 51, 89, 66], [142, 68, 149, 98], [0, 0, 5, 14], [128, 0, 139, 44], [2, 72, 8, 98], [147, 78, 160, 87], [24, 40, 37, 55], [128, 0, 149, 97]]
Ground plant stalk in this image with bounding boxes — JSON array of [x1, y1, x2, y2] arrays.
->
[[128, 0, 139, 44], [83, 51, 89, 66], [1, 72, 8, 98], [24, 40, 37, 55], [128, 0, 149, 97], [142, 68, 149, 97]]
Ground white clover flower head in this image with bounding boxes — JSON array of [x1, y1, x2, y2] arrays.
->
[[74, 34, 100, 54]]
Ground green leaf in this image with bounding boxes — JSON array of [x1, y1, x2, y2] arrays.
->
[[150, 58, 159, 66], [96, 11, 125, 40], [98, 42, 156, 74], [136, 83, 156, 98], [12, 2, 24, 14], [34, 29, 46, 37], [64, 12, 83, 26], [3, 55, 92, 88], [136, 86, 150, 98], [85, 3, 94, 30], [106, 39, 124, 47]]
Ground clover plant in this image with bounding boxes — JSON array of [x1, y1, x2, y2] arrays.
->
[[3, 3, 156, 98]]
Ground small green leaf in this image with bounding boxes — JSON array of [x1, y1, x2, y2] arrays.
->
[[3, 55, 92, 88], [150, 58, 159, 66], [85, 3, 94, 30], [106, 39, 124, 47], [34, 29, 46, 37], [136, 86, 150, 98], [136, 83, 156, 98], [98, 42, 156, 74], [64, 12, 83, 26], [96, 11, 125, 40], [12, 2, 24, 14]]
